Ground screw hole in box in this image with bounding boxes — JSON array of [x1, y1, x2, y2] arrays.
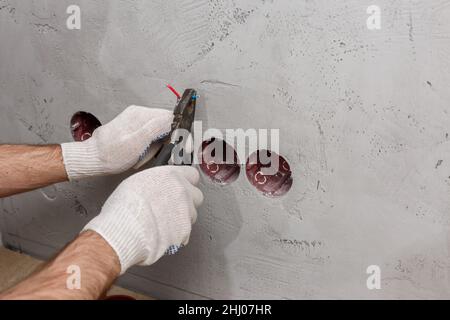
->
[[246, 150, 293, 197], [199, 138, 240, 185]]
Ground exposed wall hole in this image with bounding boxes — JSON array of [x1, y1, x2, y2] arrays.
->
[[246, 150, 293, 197], [70, 111, 102, 142], [199, 138, 240, 185]]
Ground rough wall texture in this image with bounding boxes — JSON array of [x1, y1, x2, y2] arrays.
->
[[1, 0, 450, 299]]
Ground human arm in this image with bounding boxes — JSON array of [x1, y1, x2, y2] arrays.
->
[[0, 144, 68, 198], [0, 230, 120, 300], [0, 166, 203, 300]]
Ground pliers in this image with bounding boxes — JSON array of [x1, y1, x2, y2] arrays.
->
[[153, 88, 198, 167]]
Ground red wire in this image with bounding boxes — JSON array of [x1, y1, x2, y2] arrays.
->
[[166, 84, 181, 100]]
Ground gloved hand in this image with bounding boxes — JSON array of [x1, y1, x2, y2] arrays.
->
[[82, 166, 204, 274], [61, 106, 172, 180]]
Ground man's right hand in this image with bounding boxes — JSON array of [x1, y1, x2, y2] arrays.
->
[[82, 166, 204, 274]]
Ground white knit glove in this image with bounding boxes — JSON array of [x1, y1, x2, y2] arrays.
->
[[61, 106, 172, 180], [82, 166, 203, 274]]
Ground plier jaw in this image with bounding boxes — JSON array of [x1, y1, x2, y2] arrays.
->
[[171, 89, 197, 133]]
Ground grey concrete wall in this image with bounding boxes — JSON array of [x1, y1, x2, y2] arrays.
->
[[1, 0, 450, 299]]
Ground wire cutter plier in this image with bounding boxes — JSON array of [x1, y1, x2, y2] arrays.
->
[[153, 89, 198, 167]]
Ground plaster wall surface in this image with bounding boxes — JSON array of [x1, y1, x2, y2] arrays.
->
[[1, 0, 450, 299]]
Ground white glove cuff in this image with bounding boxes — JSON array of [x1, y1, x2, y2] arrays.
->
[[82, 209, 147, 275], [61, 140, 106, 181]]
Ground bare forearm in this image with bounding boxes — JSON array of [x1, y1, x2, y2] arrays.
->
[[0, 231, 120, 300], [0, 144, 68, 198]]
